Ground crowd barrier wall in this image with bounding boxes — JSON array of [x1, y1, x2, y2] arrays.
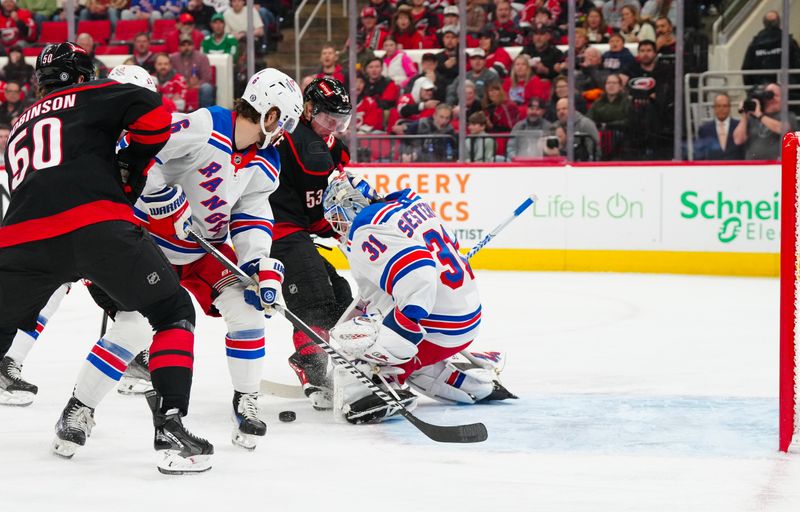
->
[[336, 161, 782, 276], [0, 161, 781, 277]]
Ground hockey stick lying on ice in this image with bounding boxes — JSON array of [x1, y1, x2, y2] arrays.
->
[[261, 194, 536, 396], [186, 228, 488, 444]]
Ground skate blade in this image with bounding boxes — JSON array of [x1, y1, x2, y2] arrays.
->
[[52, 438, 80, 459], [231, 429, 260, 451], [0, 389, 35, 407], [117, 377, 153, 395], [157, 451, 212, 475]]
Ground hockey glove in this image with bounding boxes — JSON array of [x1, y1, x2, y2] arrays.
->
[[241, 257, 285, 318], [141, 185, 193, 240]]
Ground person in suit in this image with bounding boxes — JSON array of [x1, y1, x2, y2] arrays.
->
[[695, 93, 743, 160]]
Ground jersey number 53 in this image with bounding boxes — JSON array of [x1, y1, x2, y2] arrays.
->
[[6, 118, 63, 192]]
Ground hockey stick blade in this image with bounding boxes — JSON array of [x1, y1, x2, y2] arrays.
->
[[186, 229, 488, 443], [259, 379, 305, 399]]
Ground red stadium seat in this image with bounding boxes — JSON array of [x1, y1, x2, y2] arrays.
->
[[150, 44, 168, 53], [39, 21, 68, 44], [23, 47, 42, 57], [77, 20, 112, 45], [184, 88, 199, 112], [112, 19, 149, 43], [151, 19, 176, 42], [95, 45, 130, 55]]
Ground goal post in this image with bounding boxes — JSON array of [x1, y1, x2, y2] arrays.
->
[[781, 131, 800, 452]]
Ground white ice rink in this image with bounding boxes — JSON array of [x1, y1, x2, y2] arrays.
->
[[1, 270, 798, 512]]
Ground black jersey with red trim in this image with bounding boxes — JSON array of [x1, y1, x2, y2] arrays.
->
[[270, 119, 350, 240], [0, 79, 171, 248]]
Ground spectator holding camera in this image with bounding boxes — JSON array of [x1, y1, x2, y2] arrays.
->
[[732, 83, 798, 160], [545, 97, 600, 160]]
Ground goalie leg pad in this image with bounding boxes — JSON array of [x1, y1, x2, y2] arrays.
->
[[407, 359, 497, 404]]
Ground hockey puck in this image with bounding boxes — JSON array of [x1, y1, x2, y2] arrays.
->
[[279, 410, 296, 422]]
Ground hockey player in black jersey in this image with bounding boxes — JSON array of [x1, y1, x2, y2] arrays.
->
[[270, 77, 354, 409], [0, 43, 212, 474]]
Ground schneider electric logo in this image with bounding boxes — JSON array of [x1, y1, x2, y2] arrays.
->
[[680, 191, 779, 243]]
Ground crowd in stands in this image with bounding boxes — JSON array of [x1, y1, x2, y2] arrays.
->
[[0, 0, 289, 127], [307, 0, 706, 162]]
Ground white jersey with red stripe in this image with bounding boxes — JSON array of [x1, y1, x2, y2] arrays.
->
[[134, 106, 280, 266], [345, 189, 481, 348]]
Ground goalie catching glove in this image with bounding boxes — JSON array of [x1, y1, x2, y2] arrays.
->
[[241, 257, 284, 318], [329, 308, 422, 366], [141, 185, 193, 240]]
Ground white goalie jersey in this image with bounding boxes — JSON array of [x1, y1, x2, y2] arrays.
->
[[134, 106, 280, 266], [346, 189, 481, 348]]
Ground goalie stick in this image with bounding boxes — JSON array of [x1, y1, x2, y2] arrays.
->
[[186, 228, 488, 444], [262, 194, 536, 397]]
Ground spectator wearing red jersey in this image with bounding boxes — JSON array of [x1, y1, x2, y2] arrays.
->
[[171, 33, 214, 108], [520, 0, 562, 30], [165, 13, 205, 53], [0, 0, 37, 50], [315, 44, 346, 85], [482, 0, 522, 47], [583, 7, 611, 44], [409, 0, 439, 46], [354, 73, 384, 133], [363, 56, 400, 110], [503, 54, 551, 109], [483, 81, 521, 134], [359, 6, 388, 51], [368, 0, 393, 29], [477, 28, 512, 78], [153, 52, 188, 112], [382, 37, 416, 88], [391, 7, 424, 50]]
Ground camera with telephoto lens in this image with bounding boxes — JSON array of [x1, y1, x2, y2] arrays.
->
[[545, 136, 560, 149], [739, 85, 775, 114]]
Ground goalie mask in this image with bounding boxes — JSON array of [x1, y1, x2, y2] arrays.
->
[[243, 68, 304, 148], [323, 174, 371, 238]]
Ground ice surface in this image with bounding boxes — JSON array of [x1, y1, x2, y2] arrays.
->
[[1, 271, 798, 512]]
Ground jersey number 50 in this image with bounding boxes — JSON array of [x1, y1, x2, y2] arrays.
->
[[7, 118, 63, 191]]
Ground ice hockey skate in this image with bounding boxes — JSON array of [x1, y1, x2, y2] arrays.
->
[[231, 391, 266, 450], [0, 356, 38, 406], [52, 396, 96, 458], [117, 350, 152, 395], [146, 390, 213, 475], [288, 350, 333, 410]]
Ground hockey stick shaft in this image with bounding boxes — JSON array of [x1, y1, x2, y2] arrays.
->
[[186, 229, 487, 444], [100, 312, 109, 338], [465, 195, 535, 260]]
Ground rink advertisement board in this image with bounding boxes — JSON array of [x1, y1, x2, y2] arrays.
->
[[0, 163, 781, 276], [343, 162, 782, 276]]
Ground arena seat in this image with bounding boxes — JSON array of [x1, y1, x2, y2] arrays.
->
[[38, 21, 69, 45], [23, 47, 42, 57], [77, 20, 112, 45], [152, 19, 177, 42], [95, 45, 130, 55], [113, 19, 149, 44]]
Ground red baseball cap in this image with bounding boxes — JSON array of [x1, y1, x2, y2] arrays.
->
[[360, 7, 377, 18], [179, 13, 195, 24]]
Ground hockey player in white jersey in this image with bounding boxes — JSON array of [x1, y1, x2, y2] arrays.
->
[[51, 68, 303, 470], [0, 66, 157, 407], [323, 174, 515, 423]]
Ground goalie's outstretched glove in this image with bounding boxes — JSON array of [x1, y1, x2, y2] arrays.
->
[[241, 257, 284, 318], [141, 185, 192, 240]]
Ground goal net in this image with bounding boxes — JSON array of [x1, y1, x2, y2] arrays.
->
[[781, 131, 800, 452]]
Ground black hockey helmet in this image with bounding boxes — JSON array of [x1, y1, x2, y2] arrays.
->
[[35, 42, 95, 90], [303, 77, 352, 133]]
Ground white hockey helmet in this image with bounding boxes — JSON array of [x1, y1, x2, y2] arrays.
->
[[323, 173, 371, 238], [242, 68, 304, 148], [108, 64, 158, 93]]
